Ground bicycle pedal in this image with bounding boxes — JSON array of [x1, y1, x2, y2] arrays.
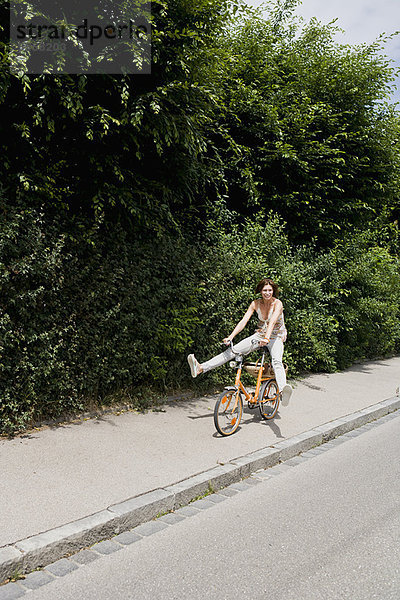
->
[[247, 402, 259, 410]]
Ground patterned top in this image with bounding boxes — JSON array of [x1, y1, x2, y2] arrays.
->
[[255, 302, 287, 341]]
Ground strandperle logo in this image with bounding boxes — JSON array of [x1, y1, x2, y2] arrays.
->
[[9, 1, 151, 74], [15, 19, 148, 46]]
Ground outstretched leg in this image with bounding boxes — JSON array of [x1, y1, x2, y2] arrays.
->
[[188, 334, 260, 377]]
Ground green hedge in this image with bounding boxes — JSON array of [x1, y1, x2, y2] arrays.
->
[[1, 205, 399, 435], [193, 216, 400, 383], [0, 204, 201, 433]]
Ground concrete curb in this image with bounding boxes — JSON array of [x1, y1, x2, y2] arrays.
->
[[1, 395, 399, 584]]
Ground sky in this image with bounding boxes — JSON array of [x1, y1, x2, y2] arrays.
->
[[245, 0, 400, 103]]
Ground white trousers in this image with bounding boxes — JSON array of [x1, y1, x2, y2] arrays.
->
[[200, 334, 287, 391]]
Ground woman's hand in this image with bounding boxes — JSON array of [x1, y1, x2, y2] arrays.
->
[[259, 338, 270, 346], [222, 337, 232, 345]]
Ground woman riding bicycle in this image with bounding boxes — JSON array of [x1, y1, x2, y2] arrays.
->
[[187, 278, 293, 407]]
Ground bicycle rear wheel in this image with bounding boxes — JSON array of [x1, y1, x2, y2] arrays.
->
[[214, 390, 243, 436], [259, 379, 280, 420]]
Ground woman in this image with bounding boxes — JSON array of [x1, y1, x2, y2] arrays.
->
[[187, 278, 293, 406]]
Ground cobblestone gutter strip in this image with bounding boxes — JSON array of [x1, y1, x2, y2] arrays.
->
[[1, 395, 399, 585]]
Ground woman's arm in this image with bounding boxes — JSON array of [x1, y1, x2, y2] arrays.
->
[[263, 299, 283, 341], [223, 301, 256, 344]]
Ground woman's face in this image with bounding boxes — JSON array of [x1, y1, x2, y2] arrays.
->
[[261, 284, 274, 301]]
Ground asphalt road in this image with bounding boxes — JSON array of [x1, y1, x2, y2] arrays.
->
[[18, 413, 400, 600]]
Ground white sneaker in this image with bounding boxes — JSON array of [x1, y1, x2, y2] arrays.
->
[[280, 384, 293, 407], [187, 354, 200, 378]]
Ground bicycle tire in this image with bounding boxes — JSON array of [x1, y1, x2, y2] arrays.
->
[[214, 389, 243, 436], [258, 379, 280, 420]]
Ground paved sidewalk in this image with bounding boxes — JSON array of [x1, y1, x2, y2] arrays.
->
[[0, 356, 399, 576]]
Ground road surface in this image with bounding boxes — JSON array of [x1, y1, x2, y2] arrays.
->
[[13, 413, 400, 600]]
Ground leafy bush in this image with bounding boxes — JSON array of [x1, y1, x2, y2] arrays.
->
[[0, 202, 200, 434], [324, 234, 400, 368], [190, 215, 400, 386]]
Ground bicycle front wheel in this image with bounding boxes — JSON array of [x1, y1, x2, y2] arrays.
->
[[214, 390, 243, 436], [259, 379, 280, 420]]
